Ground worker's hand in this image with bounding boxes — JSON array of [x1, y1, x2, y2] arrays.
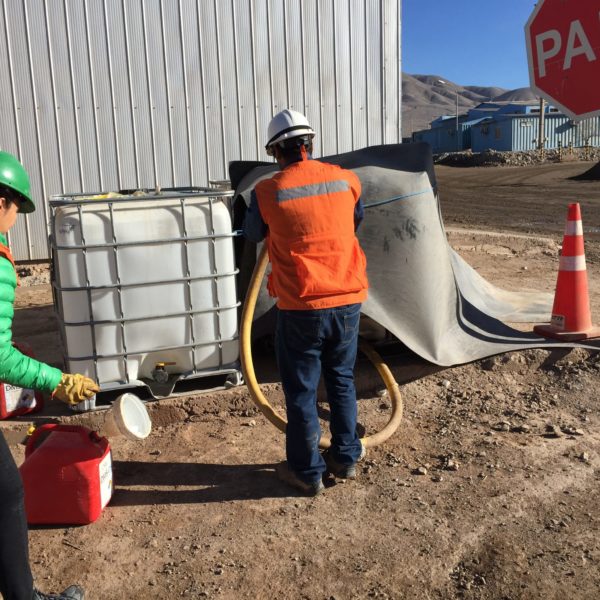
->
[[53, 373, 100, 405]]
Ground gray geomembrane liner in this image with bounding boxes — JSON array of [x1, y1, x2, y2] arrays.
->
[[231, 143, 600, 366]]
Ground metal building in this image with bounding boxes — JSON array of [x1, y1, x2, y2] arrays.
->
[[0, 0, 402, 261], [412, 116, 482, 154], [472, 113, 600, 153], [413, 100, 600, 155]]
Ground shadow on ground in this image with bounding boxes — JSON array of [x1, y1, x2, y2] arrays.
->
[[111, 460, 293, 505]]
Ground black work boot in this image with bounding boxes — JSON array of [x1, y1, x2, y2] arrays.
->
[[276, 462, 324, 496], [324, 443, 366, 479], [32, 585, 85, 600]]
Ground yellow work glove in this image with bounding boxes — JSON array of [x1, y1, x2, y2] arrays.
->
[[53, 373, 100, 405]]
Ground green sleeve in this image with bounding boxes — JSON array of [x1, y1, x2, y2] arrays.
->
[[0, 257, 63, 393]]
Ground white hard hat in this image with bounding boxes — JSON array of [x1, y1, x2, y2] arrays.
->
[[265, 109, 315, 153]]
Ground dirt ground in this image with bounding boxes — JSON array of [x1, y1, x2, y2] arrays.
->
[[2, 160, 600, 600]]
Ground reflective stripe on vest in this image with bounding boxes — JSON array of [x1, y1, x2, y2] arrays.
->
[[276, 179, 350, 203]]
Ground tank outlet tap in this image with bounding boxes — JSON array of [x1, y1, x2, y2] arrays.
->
[[151, 362, 176, 383]]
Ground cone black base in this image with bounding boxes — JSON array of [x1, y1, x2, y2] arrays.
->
[[534, 323, 600, 341]]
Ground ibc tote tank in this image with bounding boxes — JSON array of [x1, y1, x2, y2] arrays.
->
[[49, 188, 240, 397]]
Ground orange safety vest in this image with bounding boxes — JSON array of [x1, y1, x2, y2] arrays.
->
[[0, 243, 19, 286], [255, 159, 368, 310]]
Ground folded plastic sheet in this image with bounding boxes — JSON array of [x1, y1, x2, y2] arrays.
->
[[230, 143, 600, 366]]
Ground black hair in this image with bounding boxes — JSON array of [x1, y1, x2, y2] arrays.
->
[[0, 185, 18, 207], [274, 136, 314, 161]]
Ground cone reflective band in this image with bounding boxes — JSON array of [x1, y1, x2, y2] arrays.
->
[[559, 255, 586, 272], [534, 203, 600, 341]]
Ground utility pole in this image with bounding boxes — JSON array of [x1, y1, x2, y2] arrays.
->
[[537, 97, 545, 150], [437, 79, 461, 152], [455, 91, 460, 151]]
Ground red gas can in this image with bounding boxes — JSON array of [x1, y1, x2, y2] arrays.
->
[[19, 424, 113, 525], [0, 342, 44, 419]]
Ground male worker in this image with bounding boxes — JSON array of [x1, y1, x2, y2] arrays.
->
[[0, 151, 99, 600], [243, 109, 369, 496]]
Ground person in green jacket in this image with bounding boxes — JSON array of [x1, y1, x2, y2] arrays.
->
[[0, 151, 99, 600]]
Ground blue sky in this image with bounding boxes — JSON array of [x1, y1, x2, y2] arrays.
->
[[402, 1, 537, 90]]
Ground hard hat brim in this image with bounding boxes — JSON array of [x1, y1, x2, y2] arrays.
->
[[18, 197, 36, 213], [266, 128, 315, 149]]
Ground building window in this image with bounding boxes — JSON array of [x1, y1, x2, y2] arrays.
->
[[495, 127, 502, 139]]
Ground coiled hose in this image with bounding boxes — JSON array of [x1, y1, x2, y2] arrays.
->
[[240, 245, 403, 449]]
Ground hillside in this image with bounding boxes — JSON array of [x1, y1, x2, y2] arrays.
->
[[402, 73, 538, 137]]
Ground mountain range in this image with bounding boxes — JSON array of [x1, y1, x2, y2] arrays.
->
[[402, 73, 538, 138]]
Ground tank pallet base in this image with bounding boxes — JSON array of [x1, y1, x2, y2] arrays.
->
[[70, 368, 243, 411]]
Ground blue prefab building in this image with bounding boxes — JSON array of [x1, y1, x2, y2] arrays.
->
[[412, 101, 600, 154], [413, 116, 487, 153], [472, 113, 600, 153]]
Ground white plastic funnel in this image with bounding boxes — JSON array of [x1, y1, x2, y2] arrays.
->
[[101, 393, 152, 440]]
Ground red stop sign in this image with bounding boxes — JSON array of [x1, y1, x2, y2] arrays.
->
[[526, 0, 600, 119]]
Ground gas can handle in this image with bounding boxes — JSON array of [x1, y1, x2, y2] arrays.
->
[[25, 423, 59, 458], [25, 424, 96, 458]]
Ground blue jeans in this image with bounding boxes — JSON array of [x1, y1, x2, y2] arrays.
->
[[276, 303, 363, 483]]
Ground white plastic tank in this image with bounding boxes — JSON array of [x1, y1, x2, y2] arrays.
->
[[50, 189, 239, 393]]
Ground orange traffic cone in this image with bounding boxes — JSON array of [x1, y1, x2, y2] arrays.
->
[[534, 203, 600, 341]]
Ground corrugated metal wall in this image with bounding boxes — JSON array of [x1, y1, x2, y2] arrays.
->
[[0, 0, 401, 261], [471, 115, 600, 153], [412, 121, 471, 154], [511, 115, 600, 151], [471, 119, 513, 153], [509, 118, 537, 152]]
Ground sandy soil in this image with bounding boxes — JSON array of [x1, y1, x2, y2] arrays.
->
[[2, 160, 600, 600]]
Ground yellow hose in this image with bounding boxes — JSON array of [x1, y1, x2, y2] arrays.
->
[[240, 245, 403, 449]]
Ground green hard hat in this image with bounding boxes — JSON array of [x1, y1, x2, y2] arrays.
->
[[0, 151, 35, 213]]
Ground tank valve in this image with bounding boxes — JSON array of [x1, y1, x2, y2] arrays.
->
[[151, 362, 176, 383]]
